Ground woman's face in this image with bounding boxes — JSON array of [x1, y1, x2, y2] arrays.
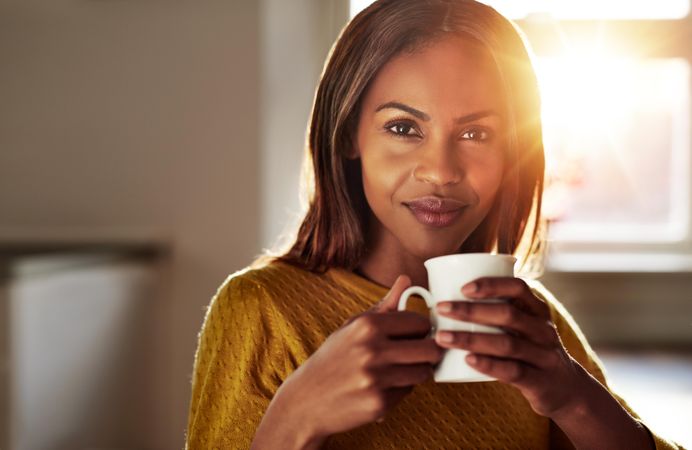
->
[[354, 35, 507, 261]]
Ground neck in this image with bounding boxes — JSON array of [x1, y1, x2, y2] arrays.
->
[[355, 224, 428, 290]]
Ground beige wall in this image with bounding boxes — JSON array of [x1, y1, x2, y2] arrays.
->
[[0, 1, 260, 447]]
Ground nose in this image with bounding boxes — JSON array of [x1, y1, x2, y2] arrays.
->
[[412, 137, 463, 186]]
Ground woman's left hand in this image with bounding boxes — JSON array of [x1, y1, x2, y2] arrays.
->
[[434, 277, 587, 418]]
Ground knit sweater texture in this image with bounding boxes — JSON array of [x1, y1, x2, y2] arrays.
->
[[186, 260, 684, 449]]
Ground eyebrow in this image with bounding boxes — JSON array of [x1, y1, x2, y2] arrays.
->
[[374, 101, 498, 124]]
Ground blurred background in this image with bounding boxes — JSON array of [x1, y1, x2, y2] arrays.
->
[[0, 0, 690, 448]]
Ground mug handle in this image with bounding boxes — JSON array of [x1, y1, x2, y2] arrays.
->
[[398, 286, 434, 310], [398, 286, 436, 333]]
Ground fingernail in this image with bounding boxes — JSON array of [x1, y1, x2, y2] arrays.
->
[[466, 354, 478, 365], [437, 331, 453, 343], [462, 282, 478, 294], [436, 302, 452, 313]]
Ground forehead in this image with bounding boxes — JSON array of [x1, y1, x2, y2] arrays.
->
[[363, 35, 505, 115]]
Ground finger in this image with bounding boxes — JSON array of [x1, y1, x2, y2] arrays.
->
[[377, 363, 434, 388], [379, 338, 444, 365], [435, 301, 559, 346], [342, 275, 410, 327], [461, 277, 550, 319], [372, 274, 412, 313], [465, 353, 540, 386], [357, 311, 431, 338], [435, 330, 558, 369]]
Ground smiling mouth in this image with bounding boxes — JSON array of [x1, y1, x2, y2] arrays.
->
[[405, 205, 465, 228]]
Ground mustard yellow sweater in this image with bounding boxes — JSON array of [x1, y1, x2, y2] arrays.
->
[[186, 260, 684, 449]]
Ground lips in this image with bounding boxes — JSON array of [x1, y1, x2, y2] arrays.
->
[[403, 196, 467, 228]]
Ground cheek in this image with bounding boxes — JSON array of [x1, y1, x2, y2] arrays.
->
[[361, 155, 399, 210], [360, 146, 410, 207], [467, 155, 505, 206]]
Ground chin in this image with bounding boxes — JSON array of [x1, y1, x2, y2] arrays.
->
[[403, 232, 469, 262]]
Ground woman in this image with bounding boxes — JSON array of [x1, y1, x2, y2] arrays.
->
[[186, 1, 683, 448]]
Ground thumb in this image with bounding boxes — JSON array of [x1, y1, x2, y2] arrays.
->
[[372, 274, 411, 313]]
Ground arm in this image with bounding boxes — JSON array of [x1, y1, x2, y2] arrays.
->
[[548, 362, 653, 450], [250, 383, 325, 450], [186, 275, 287, 449], [188, 272, 440, 449], [532, 281, 683, 450], [251, 274, 441, 449]]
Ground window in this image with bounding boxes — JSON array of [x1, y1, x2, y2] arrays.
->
[[350, 1, 692, 272], [539, 58, 690, 244], [474, 0, 689, 20]]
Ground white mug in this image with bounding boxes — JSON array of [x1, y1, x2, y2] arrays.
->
[[397, 253, 516, 382]]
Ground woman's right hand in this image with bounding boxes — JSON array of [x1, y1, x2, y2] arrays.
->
[[254, 275, 443, 449]]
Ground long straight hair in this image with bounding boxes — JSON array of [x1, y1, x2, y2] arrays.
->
[[271, 0, 546, 274]]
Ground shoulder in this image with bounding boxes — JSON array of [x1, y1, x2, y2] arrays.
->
[[208, 259, 324, 316], [198, 260, 314, 352], [222, 258, 327, 298]]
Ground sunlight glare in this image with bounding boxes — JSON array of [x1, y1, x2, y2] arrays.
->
[[478, 0, 689, 20], [538, 54, 690, 241]]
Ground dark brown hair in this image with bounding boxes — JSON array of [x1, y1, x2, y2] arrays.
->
[[271, 0, 545, 273]]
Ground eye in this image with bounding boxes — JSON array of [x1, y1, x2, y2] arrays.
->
[[461, 128, 493, 142], [385, 120, 420, 139]]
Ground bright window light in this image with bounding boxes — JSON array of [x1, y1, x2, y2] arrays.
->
[[539, 57, 690, 243], [477, 0, 690, 20], [349, 0, 375, 19], [350, 0, 690, 20]]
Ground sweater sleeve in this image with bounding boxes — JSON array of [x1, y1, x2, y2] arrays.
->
[[185, 273, 287, 449], [527, 280, 685, 450]]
